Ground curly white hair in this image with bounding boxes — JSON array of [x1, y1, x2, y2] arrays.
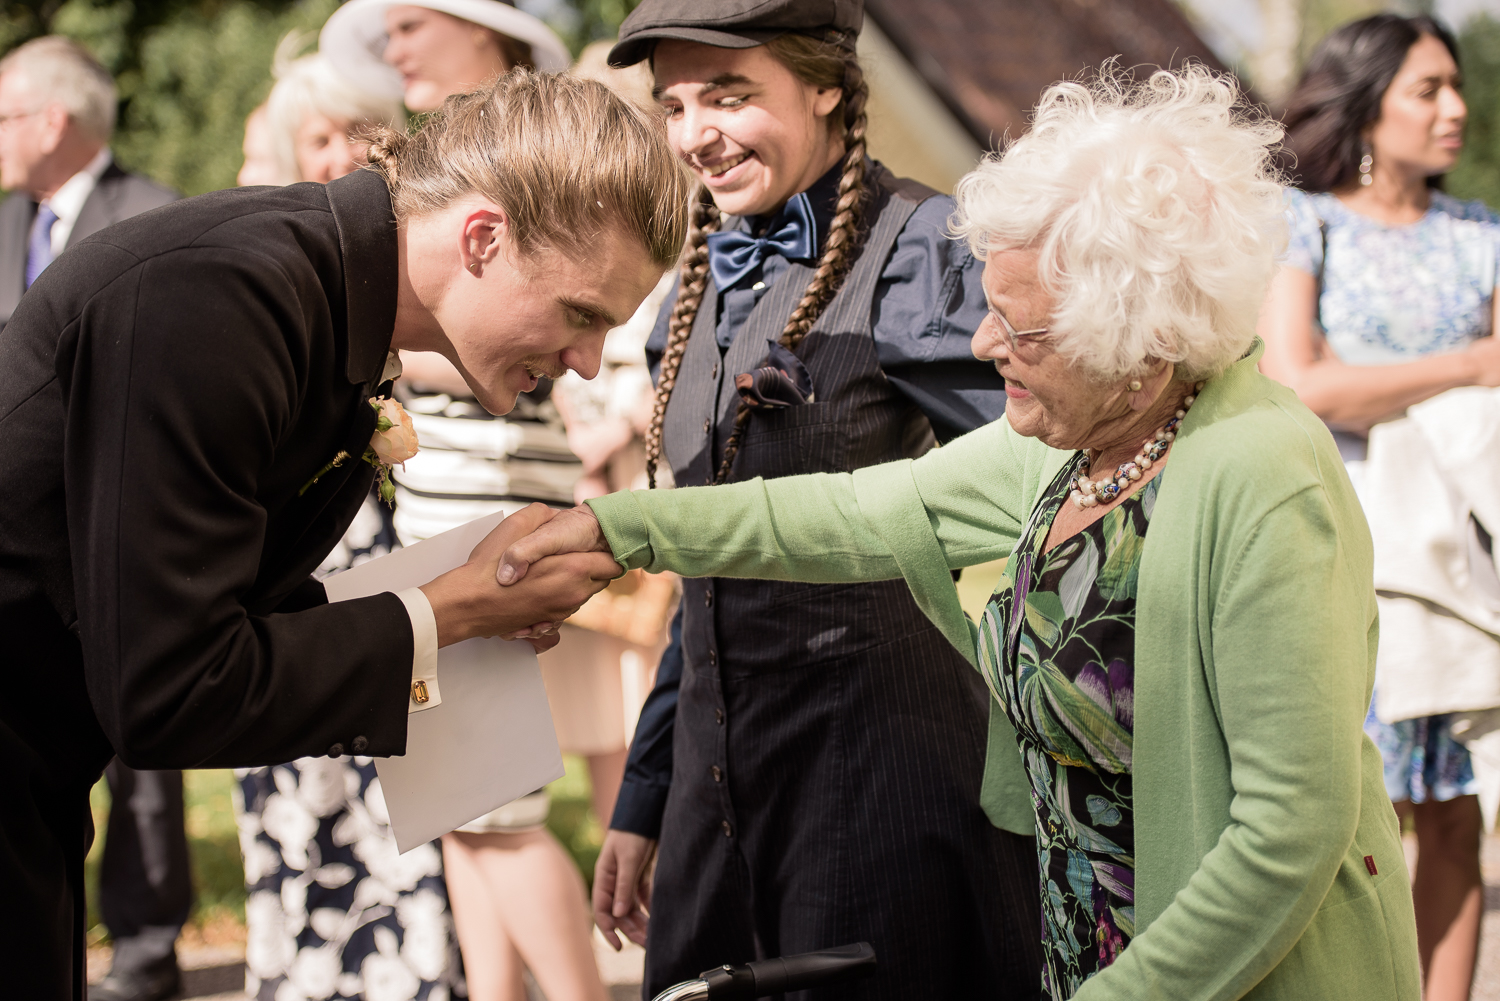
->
[[951, 64, 1288, 382], [267, 33, 405, 184]]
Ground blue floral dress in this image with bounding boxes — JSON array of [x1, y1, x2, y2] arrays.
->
[[235, 494, 468, 1001], [977, 454, 1158, 999], [1285, 188, 1498, 804]]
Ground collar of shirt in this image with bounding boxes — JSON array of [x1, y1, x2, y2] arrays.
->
[[43, 147, 112, 255], [714, 160, 846, 350], [745, 158, 843, 248]]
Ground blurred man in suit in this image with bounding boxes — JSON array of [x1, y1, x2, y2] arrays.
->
[[0, 36, 186, 1001], [0, 36, 176, 326]]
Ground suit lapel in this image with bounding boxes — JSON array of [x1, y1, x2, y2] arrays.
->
[[67, 164, 126, 249], [0, 194, 33, 323]]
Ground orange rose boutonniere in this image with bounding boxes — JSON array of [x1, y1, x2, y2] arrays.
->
[[300, 397, 420, 503]]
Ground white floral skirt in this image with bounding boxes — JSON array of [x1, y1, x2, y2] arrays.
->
[[235, 757, 467, 1001]]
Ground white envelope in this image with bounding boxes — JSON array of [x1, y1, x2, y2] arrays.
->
[[323, 510, 565, 853]]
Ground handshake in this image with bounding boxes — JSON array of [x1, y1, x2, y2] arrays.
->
[[416, 503, 623, 654]]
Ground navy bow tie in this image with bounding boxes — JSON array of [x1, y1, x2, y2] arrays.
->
[[706, 192, 818, 290]]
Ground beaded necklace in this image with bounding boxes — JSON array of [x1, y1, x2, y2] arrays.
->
[[1068, 382, 1204, 510]]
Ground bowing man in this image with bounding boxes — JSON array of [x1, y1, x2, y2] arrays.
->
[[0, 70, 691, 1001]]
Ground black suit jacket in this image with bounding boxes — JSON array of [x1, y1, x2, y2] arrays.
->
[[0, 170, 414, 999], [0, 161, 179, 329]]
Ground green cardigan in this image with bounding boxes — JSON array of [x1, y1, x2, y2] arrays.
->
[[588, 342, 1419, 1000]]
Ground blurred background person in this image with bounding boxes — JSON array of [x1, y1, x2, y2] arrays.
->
[[1260, 14, 1500, 1001], [0, 35, 185, 1001], [0, 36, 176, 329], [235, 102, 287, 186], [226, 35, 464, 1001], [323, 6, 627, 1000], [321, 0, 570, 114], [265, 33, 404, 184]]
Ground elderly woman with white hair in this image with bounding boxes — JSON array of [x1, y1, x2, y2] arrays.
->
[[496, 66, 1421, 999], [262, 36, 404, 185]]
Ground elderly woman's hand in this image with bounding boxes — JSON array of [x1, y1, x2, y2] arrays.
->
[[497, 504, 618, 586], [418, 503, 618, 646]]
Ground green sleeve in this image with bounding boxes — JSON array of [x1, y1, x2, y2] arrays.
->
[[585, 418, 1051, 838], [1076, 485, 1376, 1000], [584, 418, 1041, 624]]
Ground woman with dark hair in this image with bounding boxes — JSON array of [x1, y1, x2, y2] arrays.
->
[[1261, 14, 1500, 1000]]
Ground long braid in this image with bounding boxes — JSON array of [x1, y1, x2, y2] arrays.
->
[[712, 56, 871, 484], [644, 187, 720, 488]]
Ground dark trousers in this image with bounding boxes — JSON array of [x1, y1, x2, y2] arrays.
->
[[644, 580, 1044, 1000], [101, 760, 192, 976]]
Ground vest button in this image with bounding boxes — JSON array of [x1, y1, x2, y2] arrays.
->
[[722, 820, 733, 837], [703, 418, 712, 434], [710, 363, 719, 379], [715, 708, 725, 725], [711, 765, 722, 782], [708, 649, 716, 665], [704, 590, 713, 607]]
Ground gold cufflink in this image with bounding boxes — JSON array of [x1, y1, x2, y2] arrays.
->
[[411, 679, 430, 704]]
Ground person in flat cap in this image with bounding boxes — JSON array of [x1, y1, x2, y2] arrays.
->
[[585, 1, 1043, 997], [321, 0, 570, 112]]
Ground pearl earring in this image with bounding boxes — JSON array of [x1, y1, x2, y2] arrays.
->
[[1128, 380, 1142, 392], [1359, 143, 1374, 187]]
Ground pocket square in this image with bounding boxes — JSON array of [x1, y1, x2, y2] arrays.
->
[[734, 342, 815, 409]]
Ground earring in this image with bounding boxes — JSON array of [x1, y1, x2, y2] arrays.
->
[[468, 263, 479, 274], [1128, 380, 1142, 392], [1359, 143, 1374, 187]]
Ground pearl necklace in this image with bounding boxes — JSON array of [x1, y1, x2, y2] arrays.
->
[[1068, 382, 1204, 510]]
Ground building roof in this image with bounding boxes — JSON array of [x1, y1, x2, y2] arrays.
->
[[864, 0, 1231, 149]]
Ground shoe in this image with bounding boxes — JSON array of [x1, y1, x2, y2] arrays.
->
[[88, 966, 182, 1001]]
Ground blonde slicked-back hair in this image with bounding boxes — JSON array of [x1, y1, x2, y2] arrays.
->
[[644, 33, 872, 488], [363, 70, 692, 270], [952, 64, 1288, 383]]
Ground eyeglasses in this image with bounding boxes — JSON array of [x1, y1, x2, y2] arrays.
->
[[0, 109, 41, 129], [990, 303, 1049, 351]]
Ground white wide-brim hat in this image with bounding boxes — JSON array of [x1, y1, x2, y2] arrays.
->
[[320, 0, 572, 101]]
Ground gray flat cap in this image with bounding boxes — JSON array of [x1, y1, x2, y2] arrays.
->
[[607, 0, 863, 68]]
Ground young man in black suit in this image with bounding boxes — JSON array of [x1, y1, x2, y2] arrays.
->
[[0, 71, 688, 1000], [0, 37, 186, 1001]]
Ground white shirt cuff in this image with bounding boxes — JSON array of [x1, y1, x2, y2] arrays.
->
[[396, 587, 441, 713]]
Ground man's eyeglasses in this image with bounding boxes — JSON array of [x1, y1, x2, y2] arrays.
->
[[991, 303, 1049, 351], [0, 109, 42, 128]]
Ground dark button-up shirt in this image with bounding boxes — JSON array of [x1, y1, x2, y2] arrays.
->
[[616, 164, 1003, 837]]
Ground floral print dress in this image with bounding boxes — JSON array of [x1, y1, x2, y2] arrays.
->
[[236, 758, 466, 1001], [234, 497, 467, 1001], [977, 454, 1158, 999]]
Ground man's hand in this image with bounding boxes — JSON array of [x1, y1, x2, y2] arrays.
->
[[419, 504, 618, 647], [593, 829, 656, 950], [498, 504, 614, 586]]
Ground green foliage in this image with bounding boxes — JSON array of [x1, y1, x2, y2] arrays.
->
[[4, 0, 639, 195], [85, 760, 605, 939], [547, 754, 605, 890], [85, 769, 246, 938], [23, 0, 338, 195], [525, 0, 639, 55], [1448, 14, 1500, 208]]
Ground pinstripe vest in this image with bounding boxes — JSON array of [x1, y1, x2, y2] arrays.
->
[[662, 165, 962, 674]]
